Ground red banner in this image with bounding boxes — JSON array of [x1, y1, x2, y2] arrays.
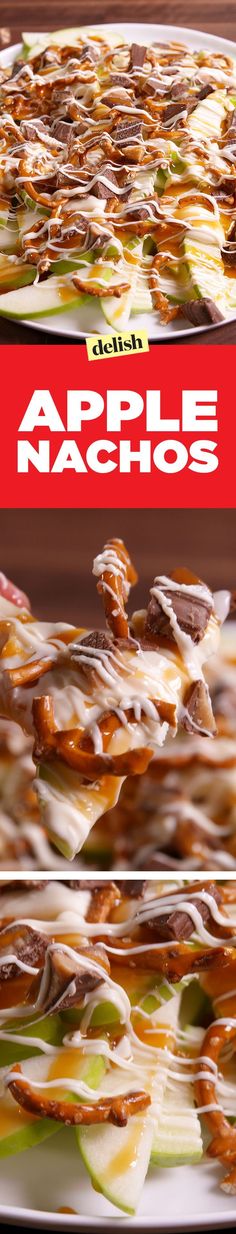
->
[[0, 343, 235, 507]]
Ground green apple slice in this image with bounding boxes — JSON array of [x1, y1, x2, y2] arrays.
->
[[37, 759, 123, 860], [0, 275, 86, 319], [0, 205, 18, 254], [151, 1083, 203, 1166], [17, 206, 49, 240], [22, 29, 124, 61], [79, 1110, 154, 1215], [131, 267, 153, 314], [0, 1055, 59, 1158], [78, 992, 181, 1213], [101, 244, 142, 329], [188, 90, 231, 140], [0, 1050, 105, 1158], [133, 170, 157, 197], [180, 202, 226, 312], [0, 255, 35, 293], [0, 1013, 63, 1067]]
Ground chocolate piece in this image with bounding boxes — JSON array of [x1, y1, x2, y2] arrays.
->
[[146, 882, 221, 940], [197, 84, 214, 101], [225, 108, 236, 137], [216, 178, 236, 196], [145, 580, 213, 646], [182, 299, 224, 326], [140, 76, 166, 96], [171, 82, 190, 99], [78, 631, 113, 651], [21, 119, 48, 141], [52, 120, 72, 143], [118, 880, 146, 897], [78, 44, 98, 63], [114, 121, 142, 143], [130, 43, 147, 69], [110, 74, 134, 87], [0, 926, 48, 981], [93, 167, 118, 199], [182, 680, 216, 736], [163, 102, 186, 122], [40, 946, 106, 1013], [221, 242, 236, 266]]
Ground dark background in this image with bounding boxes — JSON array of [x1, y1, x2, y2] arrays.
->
[[0, 508, 235, 623], [0, 2, 236, 345]]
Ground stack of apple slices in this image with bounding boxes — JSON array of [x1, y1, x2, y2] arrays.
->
[[0, 977, 203, 1214]]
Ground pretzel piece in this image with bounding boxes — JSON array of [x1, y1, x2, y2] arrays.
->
[[8, 1064, 150, 1127], [32, 697, 153, 779], [94, 538, 137, 638], [195, 1022, 236, 1192]]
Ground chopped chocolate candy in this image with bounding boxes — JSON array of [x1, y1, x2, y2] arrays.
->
[[197, 84, 214, 101], [139, 76, 165, 96], [118, 880, 146, 897], [182, 299, 224, 326], [41, 946, 105, 1013], [78, 631, 113, 651], [130, 43, 147, 69], [93, 167, 118, 199], [145, 580, 213, 646], [111, 74, 134, 87], [0, 926, 48, 981], [163, 102, 186, 122], [114, 121, 142, 143], [146, 882, 221, 940], [221, 242, 236, 266], [216, 178, 236, 196], [21, 119, 48, 141], [182, 680, 216, 736], [225, 108, 236, 137], [52, 120, 72, 143]]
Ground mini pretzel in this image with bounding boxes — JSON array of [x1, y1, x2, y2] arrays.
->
[[32, 696, 152, 779], [8, 656, 55, 688], [95, 538, 137, 639], [195, 1022, 236, 1192], [8, 1064, 150, 1128], [73, 275, 130, 299], [108, 943, 236, 982]]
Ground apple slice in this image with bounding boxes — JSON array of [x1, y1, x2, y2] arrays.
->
[[188, 90, 231, 141], [101, 243, 142, 329], [78, 992, 181, 1213], [0, 275, 86, 319], [0, 1055, 59, 1158], [151, 1083, 203, 1166], [79, 1110, 154, 1215], [22, 29, 125, 61], [0, 255, 35, 293], [0, 1013, 63, 1067], [0, 205, 18, 254], [0, 1050, 105, 1158]]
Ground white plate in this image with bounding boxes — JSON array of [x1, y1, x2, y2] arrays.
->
[[1, 23, 236, 341], [0, 1125, 236, 1231]]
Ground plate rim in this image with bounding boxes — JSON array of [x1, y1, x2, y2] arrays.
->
[[1, 22, 236, 342], [0, 1203, 236, 1231]]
